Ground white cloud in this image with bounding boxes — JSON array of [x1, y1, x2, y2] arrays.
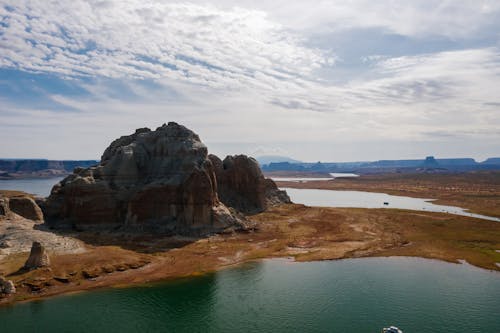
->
[[210, 0, 500, 38], [0, 1, 499, 161], [0, 1, 325, 89]]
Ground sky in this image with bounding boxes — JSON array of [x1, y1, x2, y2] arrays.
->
[[0, 0, 499, 162]]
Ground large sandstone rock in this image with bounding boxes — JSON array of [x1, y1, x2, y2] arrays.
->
[[0, 193, 43, 222], [209, 154, 290, 214], [8, 196, 44, 222], [23, 241, 50, 270], [43, 123, 261, 235], [43, 123, 289, 235]]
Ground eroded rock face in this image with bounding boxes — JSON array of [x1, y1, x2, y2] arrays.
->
[[8, 197, 44, 222], [23, 241, 50, 270], [43, 123, 289, 235], [43, 123, 257, 235], [209, 154, 290, 214], [0, 194, 43, 222]]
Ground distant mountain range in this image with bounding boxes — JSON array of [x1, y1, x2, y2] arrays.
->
[[261, 156, 500, 174], [0, 159, 98, 179], [1, 155, 500, 179]]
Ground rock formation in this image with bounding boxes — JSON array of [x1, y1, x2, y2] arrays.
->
[[0, 277, 16, 294], [43, 122, 288, 235], [0, 197, 8, 218], [0, 193, 44, 222], [8, 196, 44, 222], [209, 154, 290, 214], [23, 241, 50, 270]]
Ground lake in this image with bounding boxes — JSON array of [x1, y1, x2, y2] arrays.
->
[[284, 188, 500, 222], [0, 177, 64, 197], [1, 179, 500, 332], [271, 173, 358, 182], [0, 257, 499, 332]]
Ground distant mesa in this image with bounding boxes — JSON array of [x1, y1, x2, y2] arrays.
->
[[255, 155, 302, 165], [422, 156, 439, 168], [42, 122, 290, 236], [482, 157, 500, 165], [261, 156, 500, 174], [0, 159, 98, 179]]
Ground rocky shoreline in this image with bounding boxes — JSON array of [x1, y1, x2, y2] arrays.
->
[[2, 202, 499, 306]]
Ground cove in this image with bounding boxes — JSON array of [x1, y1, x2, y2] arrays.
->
[[0, 257, 499, 332]]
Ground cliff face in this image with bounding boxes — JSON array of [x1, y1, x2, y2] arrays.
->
[[210, 154, 290, 214], [43, 123, 288, 236]]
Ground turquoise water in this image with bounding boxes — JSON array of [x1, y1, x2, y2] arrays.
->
[[0, 258, 499, 332], [1, 179, 499, 332]]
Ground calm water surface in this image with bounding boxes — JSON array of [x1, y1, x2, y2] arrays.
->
[[1, 179, 500, 332], [0, 258, 499, 333], [271, 173, 358, 182], [0, 177, 64, 197], [284, 188, 500, 222]]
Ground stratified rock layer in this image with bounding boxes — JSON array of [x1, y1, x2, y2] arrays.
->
[[0, 193, 44, 222], [23, 241, 50, 270], [8, 197, 44, 222], [210, 155, 290, 214], [43, 122, 285, 235]]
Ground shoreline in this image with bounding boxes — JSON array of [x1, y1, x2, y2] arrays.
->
[[2, 203, 500, 307], [272, 171, 500, 218], [3, 253, 500, 309]]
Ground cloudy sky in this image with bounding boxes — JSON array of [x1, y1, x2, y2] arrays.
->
[[1, 0, 499, 162]]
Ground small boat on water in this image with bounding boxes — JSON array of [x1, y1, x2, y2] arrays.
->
[[383, 202, 389, 205], [382, 326, 403, 333]]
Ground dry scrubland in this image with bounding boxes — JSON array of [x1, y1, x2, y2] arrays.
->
[[1, 172, 500, 305]]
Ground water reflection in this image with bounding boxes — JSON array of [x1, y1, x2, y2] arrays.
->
[[0, 258, 499, 332]]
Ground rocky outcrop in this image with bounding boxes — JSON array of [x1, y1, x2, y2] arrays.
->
[[43, 123, 289, 235], [43, 122, 273, 236], [8, 197, 44, 222], [264, 178, 292, 207], [0, 193, 44, 222], [23, 241, 50, 270], [210, 155, 290, 214], [0, 197, 9, 218], [0, 277, 16, 294]]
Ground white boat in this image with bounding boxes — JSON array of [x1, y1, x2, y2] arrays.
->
[[382, 326, 403, 333]]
